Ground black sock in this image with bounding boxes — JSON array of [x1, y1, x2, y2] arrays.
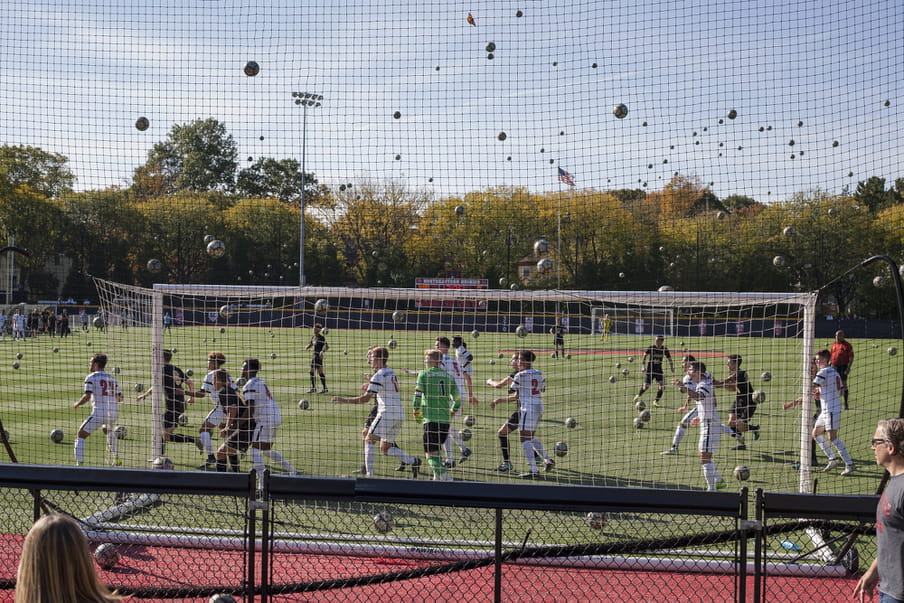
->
[[229, 454, 240, 472], [499, 435, 510, 461], [216, 459, 227, 472], [172, 434, 196, 444], [320, 376, 327, 388], [655, 389, 664, 401]]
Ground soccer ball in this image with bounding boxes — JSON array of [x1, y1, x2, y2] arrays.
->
[[464, 415, 475, 427], [204, 234, 215, 244], [243, 60, 260, 76], [734, 465, 751, 481], [615, 362, 622, 369], [608, 375, 616, 383], [622, 368, 629, 377], [761, 371, 772, 382], [515, 325, 528, 338], [727, 109, 738, 120], [533, 239, 550, 255], [11, 362, 19, 370], [613, 103, 629, 119], [565, 354, 571, 359], [772, 255, 786, 267], [471, 329, 480, 338], [489, 359, 496, 365], [585, 512, 609, 529], [236, 377, 247, 387], [219, 305, 234, 319], [459, 428, 472, 442], [874, 275, 887, 288], [135, 116, 150, 131], [146, 258, 162, 273], [565, 417, 577, 429], [298, 399, 310, 410], [209, 595, 238, 603], [454, 205, 465, 216], [388, 339, 397, 350], [93, 316, 105, 329], [134, 383, 144, 393], [372, 511, 393, 533], [94, 543, 120, 570], [554, 441, 568, 457], [635, 400, 646, 412], [619, 272, 625, 278], [889, 347, 898, 357], [314, 299, 330, 314], [627, 356, 634, 363], [498, 277, 508, 287], [206, 239, 226, 258], [114, 425, 127, 440], [536, 258, 554, 274], [783, 226, 796, 237], [633, 417, 645, 429], [151, 456, 174, 470], [177, 413, 189, 427], [640, 410, 652, 423], [752, 390, 766, 403], [50, 429, 64, 443], [392, 310, 405, 323], [658, 285, 674, 292]]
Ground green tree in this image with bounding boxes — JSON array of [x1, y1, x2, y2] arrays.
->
[[854, 176, 893, 213], [235, 157, 315, 204], [0, 144, 75, 199]]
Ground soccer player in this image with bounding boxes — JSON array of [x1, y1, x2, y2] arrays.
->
[[661, 354, 709, 456], [491, 350, 555, 479], [634, 335, 674, 408], [601, 313, 611, 343], [184, 351, 235, 469], [452, 335, 478, 407], [332, 346, 420, 477], [712, 354, 760, 451], [830, 330, 854, 409], [488, 352, 521, 472], [672, 361, 725, 491], [211, 368, 254, 473], [412, 349, 460, 481], [12, 308, 26, 341], [434, 336, 472, 467], [73, 353, 123, 466], [304, 323, 329, 393], [242, 358, 297, 481], [550, 318, 565, 358], [812, 348, 855, 475], [136, 349, 200, 455]]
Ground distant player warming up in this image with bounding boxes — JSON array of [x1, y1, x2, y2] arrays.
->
[[634, 335, 674, 408], [491, 350, 554, 479], [412, 350, 460, 481], [332, 346, 419, 478], [305, 323, 329, 393], [243, 358, 297, 485], [73, 353, 123, 466]]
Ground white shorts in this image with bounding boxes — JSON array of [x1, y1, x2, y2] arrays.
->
[[80, 406, 118, 435], [204, 405, 225, 428], [518, 406, 543, 433], [698, 419, 721, 453], [252, 422, 279, 443], [815, 409, 841, 431], [368, 413, 404, 443]]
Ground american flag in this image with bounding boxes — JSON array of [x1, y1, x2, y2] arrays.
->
[[557, 167, 575, 187]]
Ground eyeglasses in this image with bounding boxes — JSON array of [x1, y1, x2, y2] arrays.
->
[[871, 438, 890, 447]]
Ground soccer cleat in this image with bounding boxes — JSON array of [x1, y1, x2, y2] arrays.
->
[[494, 461, 514, 472], [459, 447, 472, 464], [394, 462, 407, 472], [307, 387, 316, 393], [842, 464, 855, 476], [544, 459, 556, 472], [823, 459, 840, 472], [320, 388, 329, 394], [749, 424, 760, 431], [652, 401, 661, 408], [752, 430, 760, 441], [411, 458, 421, 479], [731, 444, 747, 451], [661, 447, 678, 455], [715, 480, 727, 490], [632, 395, 641, 404], [519, 471, 540, 479], [444, 460, 456, 469], [112, 458, 123, 467], [353, 465, 368, 474]]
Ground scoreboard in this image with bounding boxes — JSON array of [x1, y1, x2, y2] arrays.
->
[[415, 278, 489, 308]]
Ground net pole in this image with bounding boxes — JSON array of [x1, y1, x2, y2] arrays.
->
[[798, 295, 818, 493], [150, 289, 165, 460]]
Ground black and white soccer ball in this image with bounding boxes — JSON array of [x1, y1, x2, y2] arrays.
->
[[392, 310, 405, 323], [515, 325, 528, 338], [50, 429, 64, 443], [585, 512, 609, 529], [536, 258, 554, 274], [639, 410, 652, 423], [752, 390, 766, 403], [298, 399, 310, 410], [612, 103, 629, 119], [314, 299, 330, 314], [772, 255, 786, 267], [783, 226, 796, 237], [533, 239, 550, 255], [146, 258, 162, 273], [471, 329, 480, 338], [206, 239, 226, 258], [135, 116, 150, 131], [464, 415, 476, 427], [219, 305, 234, 319], [93, 316, 105, 329], [177, 413, 189, 427], [608, 375, 617, 383], [151, 456, 174, 470], [460, 428, 472, 442], [114, 425, 127, 440], [760, 371, 772, 383], [635, 400, 646, 412], [243, 60, 260, 76], [372, 511, 393, 533], [889, 347, 898, 357], [554, 441, 568, 457], [209, 595, 237, 603], [565, 417, 577, 429], [633, 417, 645, 429], [94, 543, 120, 570], [734, 465, 751, 481]]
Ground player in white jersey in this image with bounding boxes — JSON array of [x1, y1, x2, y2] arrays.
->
[[673, 361, 725, 491], [241, 358, 297, 485], [491, 350, 554, 478], [184, 351, 236, 469], [73, 353, 123, 466], [435, 336, 472, 467], [812, 348, 854, 475], [11, 308, 25, 341], [0, 312, 7, 340], [452, 336, 478, 406], [332, 346, 420, 477], [662, 355, 710, 455]]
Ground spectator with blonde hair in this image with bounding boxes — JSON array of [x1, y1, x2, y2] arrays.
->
[[16, 513, 123, 602]]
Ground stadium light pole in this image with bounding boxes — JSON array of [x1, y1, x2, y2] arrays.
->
[[292, 91, 323, 287]]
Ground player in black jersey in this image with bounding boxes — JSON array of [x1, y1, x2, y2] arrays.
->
[[633, 335, 674, 408]]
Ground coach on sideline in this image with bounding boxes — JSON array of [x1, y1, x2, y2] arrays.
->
[[854, 418, 904, 603]]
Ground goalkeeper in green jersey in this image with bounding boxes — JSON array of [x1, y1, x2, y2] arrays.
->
[[413, 349, 461, 481]]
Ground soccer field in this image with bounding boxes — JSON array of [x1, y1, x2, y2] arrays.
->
[[1, 320, 898, 500]]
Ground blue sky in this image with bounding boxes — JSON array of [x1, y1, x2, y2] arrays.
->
[[2, 0, 902, 201]]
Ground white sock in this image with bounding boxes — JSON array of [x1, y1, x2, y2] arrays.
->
[[523, 440, 538, 471], [444, 436, 454, 463], [263, 449, 296, 474], [672, 425, 686, 448], [364, 443, 376, 475], [833, 439, 853, 465], [106, 432, 118, 457], [200, 431, 213, 455], [815, 435, 834, 460], [251, 447, 265, 475], [531, 438, 549, 462], [703, 462, 717, 490], [386, 445, 415, 465], [74, 437, 85, 463]]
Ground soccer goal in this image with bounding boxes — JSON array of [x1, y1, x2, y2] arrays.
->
[[591, 305, 675, 337]]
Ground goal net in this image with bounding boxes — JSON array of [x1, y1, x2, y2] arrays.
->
[[591, 305, 675, 337]]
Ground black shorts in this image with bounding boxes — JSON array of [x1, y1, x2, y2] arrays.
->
[[422, 422, 451, 454], [163, 402, 186, 430], [644, 369, 664, 386], [504, 411, 519, 431], [225, 423, 255, 453], [730, 400, 756, 422], [310, 356, 324, 370]]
